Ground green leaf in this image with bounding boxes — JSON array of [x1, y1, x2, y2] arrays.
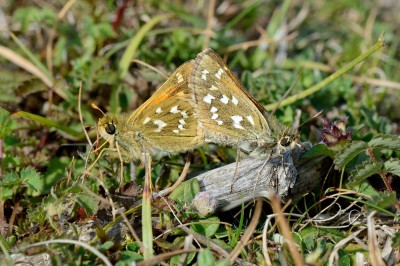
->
[[0, 108, 13, 138], [349, 161, 382, 184], [0, 172, 20, 187], [197, 249, 215, 266], [126, 242, 140, 252], [13, 7, 57, 32], [0, 167, 43, 198], [98, 241, 114, 252], [337, 249, 351, 266], [392, 232, 400, 248], [384, 158, 400, 176], [301, 143, 334, 159], [368, 134, 400, 150], [76, 193, 99, 215], [21, 167, 44, 194], [169, 178, 201, 206], [334, 141, 368, 169], [0, 69, 33, 93], [214, 259, 232, 266], [303, 236, 315, 251], [170, 248, 196, 265], [190, 216, 220, 238], [0, 186, 15, 201], [366, 191, 397, 213], [118, 250, 143, 262], [351, 182, 379, 198], [299, 227, 345, 243]]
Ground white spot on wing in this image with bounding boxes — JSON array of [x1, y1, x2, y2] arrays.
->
[[143, 117, 151, 124], [203, 94, 215, 104], [210, 106, 218, 113], [247, 115, 255, 126], [216, 120, 223, 125], [209, 85, 218, 91], [176, 72, 184, 83], [178, 124, 185, 130], [155, 107, 162, 114], [215, 68, 224, 79], [181, 111, 188, 118], [201, 69, 209, 80], [173, 129, 179, 134], [232, 96, 238, 105], [220, 95, 229, 104], [179, 119, 186, 124], [231, 115, 244, 129], [211, 113, 218, 120], [154, 120, 167, 132], [170, 106, 180, 113]]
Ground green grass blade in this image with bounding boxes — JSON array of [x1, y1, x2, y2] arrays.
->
[[142, 153, 154, 260], [265, 33, 386, 110], [266, 0, 291, 36], [13, 110, 83, 139], [224, 0, 262, 31], [119, 13, 173, 78]]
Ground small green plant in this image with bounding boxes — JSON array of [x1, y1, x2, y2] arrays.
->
[[306, 118, 400, 210]]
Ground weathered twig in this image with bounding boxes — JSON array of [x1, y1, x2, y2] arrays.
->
[[191, 143, 330, 212]]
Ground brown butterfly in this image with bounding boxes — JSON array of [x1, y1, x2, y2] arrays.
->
[[189, 48, 299, 157], [98, 60, 204, 161]]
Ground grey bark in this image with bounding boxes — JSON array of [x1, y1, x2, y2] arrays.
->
[[191, 143, 330, 212]]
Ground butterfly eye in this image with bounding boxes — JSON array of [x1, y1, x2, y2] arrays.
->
[[105, 123, 116, 135], [280, 136, 291, 147]]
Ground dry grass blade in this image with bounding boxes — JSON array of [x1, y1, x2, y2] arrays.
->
[[0, 46, 52, 88], [0, 45, 67, 100], [270, 194, 304, 266], [367, 211, 385, 266], [25, 239, 112, 266], [137, 248, 199, 266], [328, 229, 365, 265]]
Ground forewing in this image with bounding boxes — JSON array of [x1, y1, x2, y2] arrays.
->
[[190, 49, 272, 147], [126, 60, 203, 153]]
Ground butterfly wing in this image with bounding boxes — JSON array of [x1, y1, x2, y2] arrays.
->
[[99, 60, 204, 160], [190, 49, 278, 152], [123, 60, 204, 155]]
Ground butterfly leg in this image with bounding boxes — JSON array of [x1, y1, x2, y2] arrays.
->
[[229, 148, 241, 193], [253, 152, 273, 198], [115, 142, 125, 186]]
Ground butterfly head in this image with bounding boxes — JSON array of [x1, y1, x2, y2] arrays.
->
[[98, 115, 122, 142], [277, 127, 300, 152], [98, 114, 140, 161]]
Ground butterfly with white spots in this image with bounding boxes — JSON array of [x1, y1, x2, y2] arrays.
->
[[98, 60, 204, 161], [190, 49, 299, 156], [98, 49, 298, 163]]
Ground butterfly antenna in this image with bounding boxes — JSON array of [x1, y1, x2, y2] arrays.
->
[[91, 103, 107, 116], [296, 110, 324, 130]]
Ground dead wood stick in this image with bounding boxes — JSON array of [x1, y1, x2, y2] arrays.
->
[[191, 143, 329, 212]]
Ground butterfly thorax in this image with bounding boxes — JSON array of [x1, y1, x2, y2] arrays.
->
[[254, 109, 299, 154]]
